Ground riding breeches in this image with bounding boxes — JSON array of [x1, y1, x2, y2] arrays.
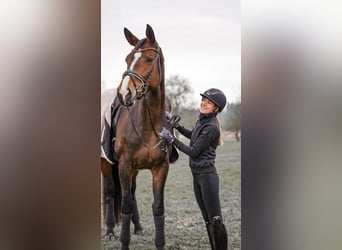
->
[[192, 172, 222, 223]]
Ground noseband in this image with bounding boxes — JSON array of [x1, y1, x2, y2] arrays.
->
[[122, 44, 161, 101]]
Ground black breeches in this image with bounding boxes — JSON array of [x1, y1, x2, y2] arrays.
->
[[193, 172, 222, 223]]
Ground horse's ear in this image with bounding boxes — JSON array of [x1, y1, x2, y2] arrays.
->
[[124, 27, 139, 46], [146, 24, 155, 44]]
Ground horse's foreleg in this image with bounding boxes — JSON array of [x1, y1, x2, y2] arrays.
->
[[101, 158, 117, 241], [132, 173, 143, 235], [151, 164, 169, 250], [119, 165, 134, 250]]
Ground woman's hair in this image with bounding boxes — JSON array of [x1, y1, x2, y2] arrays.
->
[[215, 116, 223, 146]]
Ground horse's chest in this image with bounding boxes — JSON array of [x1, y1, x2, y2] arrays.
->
[[134, 148, 165, 166], [115, 136, 167, 168]]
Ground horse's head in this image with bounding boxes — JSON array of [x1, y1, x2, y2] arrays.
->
[[117, 24, 164, 106]]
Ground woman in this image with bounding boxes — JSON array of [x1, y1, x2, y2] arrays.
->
[[159, 88, 228, 250]]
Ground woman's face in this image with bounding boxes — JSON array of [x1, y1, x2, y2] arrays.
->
[[199, 97, 218, 115]]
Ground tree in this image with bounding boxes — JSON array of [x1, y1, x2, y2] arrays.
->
[[165, 74, 198, 132], [165, 75, 196, 115], [223, 102, 241, 141]]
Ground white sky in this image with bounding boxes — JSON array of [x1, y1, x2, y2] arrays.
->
[[101, 0, 241, 103]]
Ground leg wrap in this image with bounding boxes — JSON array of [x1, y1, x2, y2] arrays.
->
[[120, 213, 132, 243], [105, 197, 115, 228], [153, 215, 165, 248]]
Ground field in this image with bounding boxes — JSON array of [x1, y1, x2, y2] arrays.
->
[[101, 137, 241, 250]]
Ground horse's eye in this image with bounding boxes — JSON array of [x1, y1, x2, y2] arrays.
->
[[145, 57, 153, 63]]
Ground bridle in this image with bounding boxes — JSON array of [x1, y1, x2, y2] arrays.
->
[[122, 41, 161, 102], [121, 41, 166, 150]]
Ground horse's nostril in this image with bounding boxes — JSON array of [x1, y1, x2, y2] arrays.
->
[[126, 90, 132, 100]]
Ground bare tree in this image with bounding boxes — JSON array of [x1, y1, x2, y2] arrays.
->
[[223, 102, 241, 141], [165, 75, 198, 133], [165, 75, 196, 115]]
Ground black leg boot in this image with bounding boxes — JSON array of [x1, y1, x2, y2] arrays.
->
[[212, 216, 228, 250], [206, 221, 216, 250]]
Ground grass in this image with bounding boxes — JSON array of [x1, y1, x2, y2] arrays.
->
[[101, 138, 241, 250]]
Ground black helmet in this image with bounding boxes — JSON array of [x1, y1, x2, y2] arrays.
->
[[200, 88, 227, 112]]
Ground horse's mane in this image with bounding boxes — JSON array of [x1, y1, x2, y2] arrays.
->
[[157, 46, 166, 111]]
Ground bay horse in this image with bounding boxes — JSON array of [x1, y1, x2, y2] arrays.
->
[[115, 24, 170, 250]]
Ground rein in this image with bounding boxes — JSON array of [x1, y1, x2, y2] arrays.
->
[[126, 97, 164, 150]]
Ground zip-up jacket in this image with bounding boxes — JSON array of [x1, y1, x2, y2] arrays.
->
[[172, 113, 220, 174]]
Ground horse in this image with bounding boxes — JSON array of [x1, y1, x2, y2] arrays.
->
[[101, 88, 143, 241], [115, 24, 171, 250]]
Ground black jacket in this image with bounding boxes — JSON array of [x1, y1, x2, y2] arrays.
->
[[173, 113, 220, 174]]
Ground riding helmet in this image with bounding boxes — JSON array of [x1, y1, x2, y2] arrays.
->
[[200, 88, 227, 112]]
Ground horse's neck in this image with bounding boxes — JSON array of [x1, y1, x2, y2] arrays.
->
[[137, 91, 164, 129]]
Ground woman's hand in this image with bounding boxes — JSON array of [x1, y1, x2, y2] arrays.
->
[[159, 127, 175, 143], [165, 112, 180, 129]]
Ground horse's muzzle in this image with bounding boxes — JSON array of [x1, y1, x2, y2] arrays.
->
[[117, 88, 135, 106]]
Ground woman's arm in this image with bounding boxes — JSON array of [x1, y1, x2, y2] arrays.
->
[[173, 126, 219, 157], [176, 125, 192, 139]]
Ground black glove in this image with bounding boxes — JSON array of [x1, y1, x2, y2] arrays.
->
[[159, 127, 175, 143], [165, 112, 180, 129]]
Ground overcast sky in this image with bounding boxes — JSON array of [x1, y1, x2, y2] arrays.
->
[[101, 0, 241, 103]]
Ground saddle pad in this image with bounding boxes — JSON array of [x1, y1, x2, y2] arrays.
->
[[101, 88, 117, 164]]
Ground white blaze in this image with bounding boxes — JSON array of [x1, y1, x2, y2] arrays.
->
[[130, 52, 141, 70], [119, 52, 141, 98]]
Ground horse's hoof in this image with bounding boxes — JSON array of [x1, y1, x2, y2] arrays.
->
[[104, 233, 117, 241], [134, 229, 144, 236], [156, 246, 164, 250]]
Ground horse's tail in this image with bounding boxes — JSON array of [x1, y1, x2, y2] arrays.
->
[[112, 160, 122, 223]]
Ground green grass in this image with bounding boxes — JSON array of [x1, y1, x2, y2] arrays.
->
[[101, 139, 241, 249]]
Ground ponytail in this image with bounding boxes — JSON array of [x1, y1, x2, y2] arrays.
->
[[215, 116, 223, 146]]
